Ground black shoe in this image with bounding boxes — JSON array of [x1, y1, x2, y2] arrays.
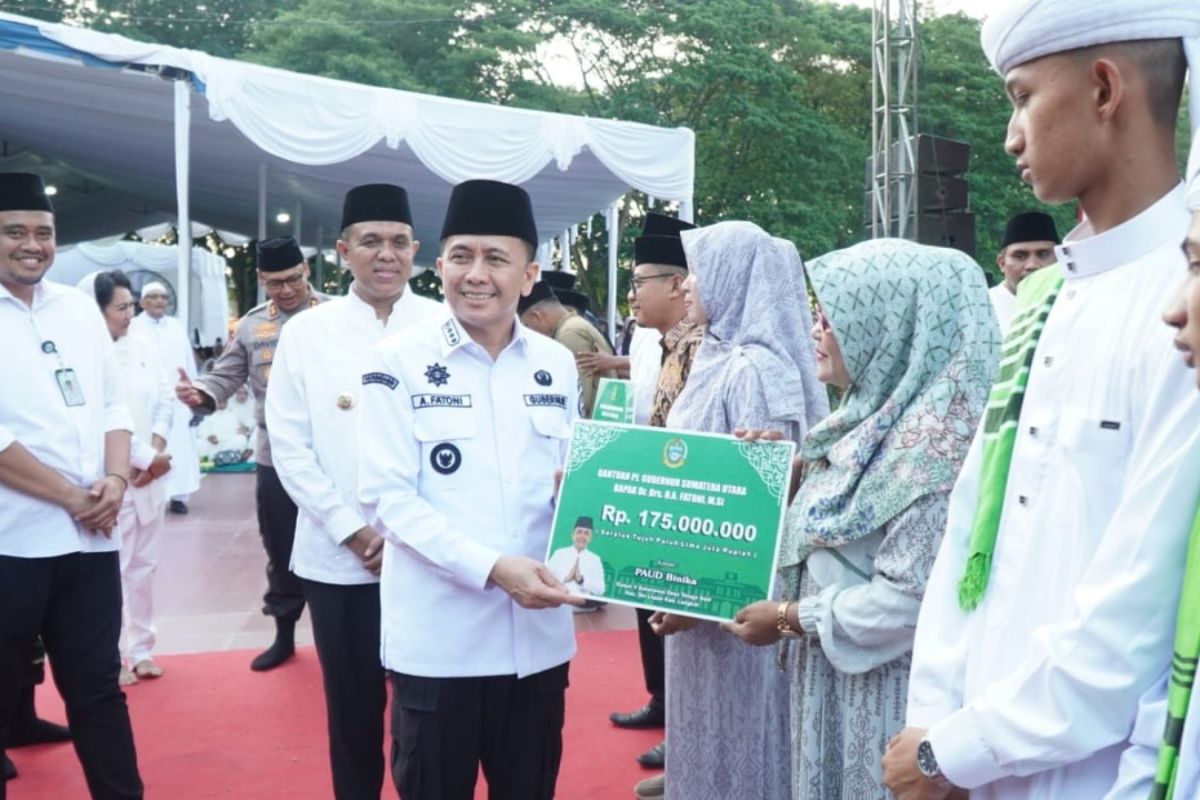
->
[[609, 702, 665, 729], [250, 639, 295, 671], [7, 717, 71, 747], [636, 741, 666, 769], [4, 753, 16, 781], [169, 500, 189, 514]]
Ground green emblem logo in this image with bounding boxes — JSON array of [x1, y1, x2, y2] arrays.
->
[[663, 438, 688, 469]]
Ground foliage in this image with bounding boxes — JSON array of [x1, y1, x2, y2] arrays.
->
[[28, 0, 1158, 308]]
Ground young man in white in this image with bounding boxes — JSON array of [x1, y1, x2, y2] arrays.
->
[[357, 179, 583, 800], [266, 184, 441, 800], [882, 3, 1200, 799]]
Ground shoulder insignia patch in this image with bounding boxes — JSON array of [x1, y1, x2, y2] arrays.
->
[[442, 318, 462, 347], [362, 372, 399, 390]]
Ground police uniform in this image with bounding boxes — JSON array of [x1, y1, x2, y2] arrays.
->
[[551, 310, 614, 418], [191, 238, 326, 665], [0, 172, 142, 798], [357, 178, 579, 800], [264, 179, 442, 800]]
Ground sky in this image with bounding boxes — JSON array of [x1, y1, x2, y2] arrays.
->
[[837, 0, 990, 18]]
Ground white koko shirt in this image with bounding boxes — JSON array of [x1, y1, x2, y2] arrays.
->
[[988, 283, 1016, 333], [266, 285, 442, 586], [358, 313, 579, 679], [628, 324, 663, 425], [546, 545, 606, 597], [907, 185, 1200, 799], [0, 280, 132, 557]]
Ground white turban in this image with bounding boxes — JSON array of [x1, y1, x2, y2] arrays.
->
[[981, 0, 1200, 210], [140, 281, 168, 298]]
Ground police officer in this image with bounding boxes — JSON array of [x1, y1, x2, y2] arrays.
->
[[357, 179, 584, 800], [0, 172, 142, 798], [175, 236, 325, 671], [265, 184, 441, 799]]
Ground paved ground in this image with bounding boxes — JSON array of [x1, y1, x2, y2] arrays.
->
[[151, 471, 635, 657]]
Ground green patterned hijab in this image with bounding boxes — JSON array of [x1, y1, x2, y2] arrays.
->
[[781, 239, 999, 568]]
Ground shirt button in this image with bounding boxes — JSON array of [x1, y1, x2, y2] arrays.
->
[[1018, 495, 1029, 506], [1065, 289, 1076, 300], [1029, 426, 1038, 437], [1043, 356, 1054, 367]]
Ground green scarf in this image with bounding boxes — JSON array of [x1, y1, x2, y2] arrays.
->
[[957, 267, 1063, 611], [1151, 505, 1200, 800]]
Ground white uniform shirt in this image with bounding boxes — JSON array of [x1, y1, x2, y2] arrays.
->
[[129, 312, 201, 497], [546, 545, 605, 597], [0, 280, 132, 558], [266, 286, 442, 586], [988, 283, 1016, 333], [119, 333, 174, 526], [907, 186, 1200, 799], [358, 314, 579, 679], [628, 324, 663, 425]]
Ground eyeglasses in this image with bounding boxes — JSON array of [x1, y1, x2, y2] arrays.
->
[[630, 273, 677, 290], [263, 272, 308, 292]]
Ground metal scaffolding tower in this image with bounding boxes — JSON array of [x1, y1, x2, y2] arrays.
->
[[869, 0, 919, 240]]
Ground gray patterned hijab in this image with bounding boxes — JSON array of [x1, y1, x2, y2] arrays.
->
[[780, 238, 999, 572], [667, 221, 828, 432]]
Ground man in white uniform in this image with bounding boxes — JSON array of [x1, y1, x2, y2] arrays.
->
[[358, 178, 583, 800], [1101, 100, 1200, 800], [883, 3, 1200, 799], [988, 211, 1059, 332], [546, 516, 606, 597], [266, 183, 440, 800], [130, 281, 200, 513], [0, 172, 142, 798]]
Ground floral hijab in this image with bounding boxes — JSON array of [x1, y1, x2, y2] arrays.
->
[[781, 238, 999, 568]]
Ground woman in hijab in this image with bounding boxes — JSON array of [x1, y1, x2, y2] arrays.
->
[[651, 221, 829, 800], [725, 239, 999, 799], [80, 271, 174, 685]]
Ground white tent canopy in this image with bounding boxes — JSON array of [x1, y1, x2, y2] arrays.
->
[[0, 10, 695, 331]]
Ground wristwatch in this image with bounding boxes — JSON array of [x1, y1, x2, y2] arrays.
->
[[916, 738, 954, 790], [776, 601, 801, 639]]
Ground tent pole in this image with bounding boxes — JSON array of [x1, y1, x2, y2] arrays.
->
[[606, 202, 618, 342], [257, 163, 267, 304], [173, 78, 192, 342]]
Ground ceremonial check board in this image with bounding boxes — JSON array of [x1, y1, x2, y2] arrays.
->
[[546, 421, 795, 622]]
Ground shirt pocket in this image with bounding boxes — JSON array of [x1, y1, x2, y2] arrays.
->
[[1051, 411, 1132, 554], [413, 410, 477, 488]]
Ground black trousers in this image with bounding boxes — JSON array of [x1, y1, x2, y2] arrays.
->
[[255, 464, 304, 622], [0, 552, 142, 800], [635, 608, 665, 708], [390, 662, 569, 800], [302, 578, 386, 800]]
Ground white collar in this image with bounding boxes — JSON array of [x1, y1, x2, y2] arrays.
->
[[1056, 183, 1188, 280]]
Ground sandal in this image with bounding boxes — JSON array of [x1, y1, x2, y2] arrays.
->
[[132, 659, 164, 679]]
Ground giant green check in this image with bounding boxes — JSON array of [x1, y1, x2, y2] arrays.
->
[[545, 420, 795, 622]]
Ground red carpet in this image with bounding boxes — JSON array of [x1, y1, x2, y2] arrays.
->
[[9, 630, 661, 799]]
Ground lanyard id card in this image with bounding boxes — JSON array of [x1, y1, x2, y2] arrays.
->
[[55, 368, 86, 407]]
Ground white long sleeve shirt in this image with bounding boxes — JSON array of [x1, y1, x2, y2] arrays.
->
[[546, 546, 606, 597], [129, 312, 201, 497], [907, 185, 1200, 799], [628, 324, 662, 425], [988, 283, 1016, 333], [266, 286, 442, 586], [0, 280, 133, 557], [119, 333, 174, 526], [357, 313, 579, 679]]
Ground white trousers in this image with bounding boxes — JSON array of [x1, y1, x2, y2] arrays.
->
[[118, 501, 165, 664]]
